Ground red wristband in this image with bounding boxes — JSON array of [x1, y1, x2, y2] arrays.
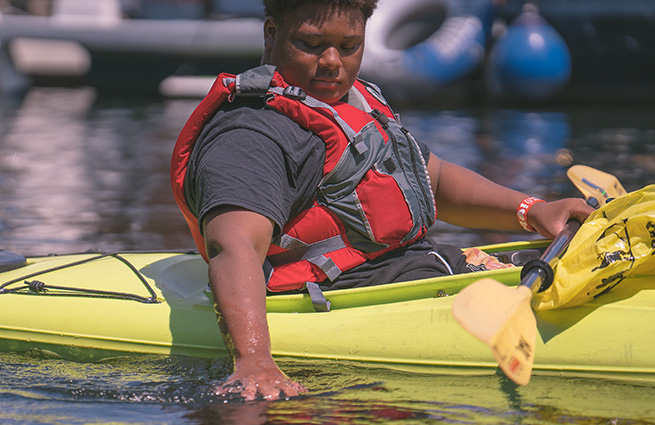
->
[[517, 197, 545, 232]]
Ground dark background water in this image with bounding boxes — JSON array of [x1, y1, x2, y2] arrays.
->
[[1, 87, 654, 255], [1, 88, 655, 424]]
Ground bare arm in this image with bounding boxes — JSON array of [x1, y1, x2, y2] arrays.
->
[[427, 153, 594, 238], [203, 206, 305, 401]]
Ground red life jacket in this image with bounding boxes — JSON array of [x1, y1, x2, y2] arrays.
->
[[171, 65, 436, 292]]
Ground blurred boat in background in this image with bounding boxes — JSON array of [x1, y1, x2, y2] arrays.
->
[[1, 0, 654, 103], [0, 0, 264, 94]]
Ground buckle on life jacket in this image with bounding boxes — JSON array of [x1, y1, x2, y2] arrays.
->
[[306, 281, 331, 312], [370, 108, 390, 126], [283, 86, 307, 100]]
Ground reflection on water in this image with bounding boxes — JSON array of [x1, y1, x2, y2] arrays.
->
[[1, 87, 655, 424], [1, 88, 196, 255], [1, 352, 654, 425], [2, 87, 654, 255]]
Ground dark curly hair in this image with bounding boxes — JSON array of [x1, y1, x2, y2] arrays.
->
[[263, 0, 378, 22]]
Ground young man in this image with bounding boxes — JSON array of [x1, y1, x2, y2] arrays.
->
[[171, 0, 593, 401]]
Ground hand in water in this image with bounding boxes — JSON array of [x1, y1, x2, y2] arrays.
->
[[215, 357, 307, 401]]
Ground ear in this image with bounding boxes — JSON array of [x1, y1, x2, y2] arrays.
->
[[263, 17, 278, 50]]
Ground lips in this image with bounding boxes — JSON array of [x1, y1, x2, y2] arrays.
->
[[308, 77, 348, 103], [312, 79, 340, 88]]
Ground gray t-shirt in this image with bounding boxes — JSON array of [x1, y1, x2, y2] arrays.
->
[[184, 96, 324, 237]]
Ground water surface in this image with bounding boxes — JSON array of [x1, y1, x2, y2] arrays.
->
[[2, 352, 655, 425]]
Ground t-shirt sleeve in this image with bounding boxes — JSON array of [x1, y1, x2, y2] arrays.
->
[[186, 127, 296, 235], [419, 140, 432, 163]]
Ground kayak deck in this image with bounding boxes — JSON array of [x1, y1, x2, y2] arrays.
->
[[1, 242, 654, 384]]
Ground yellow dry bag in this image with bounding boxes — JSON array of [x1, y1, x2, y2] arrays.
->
[[534, 184, 655, 310]]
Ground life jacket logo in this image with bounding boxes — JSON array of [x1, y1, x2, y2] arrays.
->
[[365, 85, 388, 106]]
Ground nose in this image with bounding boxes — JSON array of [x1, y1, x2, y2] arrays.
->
[[318, 46, 342, 70]]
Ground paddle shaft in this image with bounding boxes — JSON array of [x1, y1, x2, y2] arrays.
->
[[520, 220, 581, 295]]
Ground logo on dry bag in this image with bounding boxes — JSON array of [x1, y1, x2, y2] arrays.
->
[[647, 221, 655, 249], [591, 218, 634, 297]]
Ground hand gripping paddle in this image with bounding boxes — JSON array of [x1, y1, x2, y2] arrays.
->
[[452, 166, 623, 385]]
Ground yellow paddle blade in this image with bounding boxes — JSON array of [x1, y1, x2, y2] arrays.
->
[[452, 279, 536, 385], [567, 165, 627, 206], [488, 291, 536, 386]]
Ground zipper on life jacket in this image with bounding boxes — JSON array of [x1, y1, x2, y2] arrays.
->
[[401, 126, 435, 221]]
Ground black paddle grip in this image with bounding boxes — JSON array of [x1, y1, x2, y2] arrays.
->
[[520, 259, 555, 292]]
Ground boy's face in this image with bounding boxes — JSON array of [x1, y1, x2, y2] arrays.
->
[[263, 3, 366, 104]]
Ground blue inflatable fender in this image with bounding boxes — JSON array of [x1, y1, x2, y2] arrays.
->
[[360, 0, 493, 101], [486, 4, 572, 100]]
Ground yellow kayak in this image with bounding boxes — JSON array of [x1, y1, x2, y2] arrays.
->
[[1, 240, 654, 383]]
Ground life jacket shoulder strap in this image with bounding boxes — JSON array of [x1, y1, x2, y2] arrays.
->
[[233, 64, 277, 96]]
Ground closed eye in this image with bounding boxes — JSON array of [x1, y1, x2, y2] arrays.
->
[[340, 43, 361, 54], [301, 41, 322, 51]]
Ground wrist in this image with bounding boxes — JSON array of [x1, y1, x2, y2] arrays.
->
[[517, 196, 545, 232], [233, 352, 279, 373]]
